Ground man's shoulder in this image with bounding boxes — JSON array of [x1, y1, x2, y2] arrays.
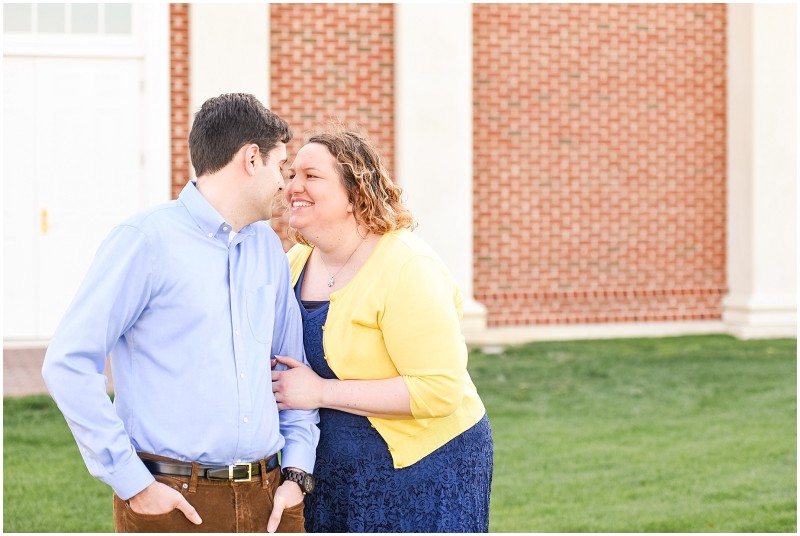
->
[[249, 221, 283, 247], [119, 199, 183, 231]]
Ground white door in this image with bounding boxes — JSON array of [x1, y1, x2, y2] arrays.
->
[[2, 3, 169, 342], [4, 56, 143, 340]]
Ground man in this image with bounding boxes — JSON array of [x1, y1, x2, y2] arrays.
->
[[42, 93, 318, 533]]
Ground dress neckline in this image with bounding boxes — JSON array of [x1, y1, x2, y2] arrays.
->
[[295, 265, 330, 319]]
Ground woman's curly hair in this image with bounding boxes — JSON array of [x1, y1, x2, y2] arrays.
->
[[289, 124, 416, 246]]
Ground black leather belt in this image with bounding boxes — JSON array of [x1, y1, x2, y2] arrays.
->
[[141, 455, 278, 482]]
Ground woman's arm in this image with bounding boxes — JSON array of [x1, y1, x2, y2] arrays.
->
[[272, 253, 467, 421], [272, 356, 412, 418]]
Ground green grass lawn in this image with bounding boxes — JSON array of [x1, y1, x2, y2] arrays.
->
[[4, 335, 796, 532], [3, 394, 115, 532]]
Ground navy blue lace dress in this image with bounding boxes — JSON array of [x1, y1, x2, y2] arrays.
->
[[295, 268, 493, 533]]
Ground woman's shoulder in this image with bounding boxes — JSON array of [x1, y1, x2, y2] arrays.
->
[[377, 229, 464, 318], [287, 242, 313, 262], [286, 243, 314, 284], [383, 228, 435, 257], [380, 229, 446, 267], [369, 230, 457, 289]]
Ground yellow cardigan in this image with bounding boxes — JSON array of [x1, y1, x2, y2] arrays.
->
[[287, 229, 486, 468]]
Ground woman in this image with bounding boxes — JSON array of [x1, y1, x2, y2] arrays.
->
[[271, 127, 493, 532]]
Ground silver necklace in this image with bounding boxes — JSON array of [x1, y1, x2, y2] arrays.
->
[[317, 239, 365, 288]]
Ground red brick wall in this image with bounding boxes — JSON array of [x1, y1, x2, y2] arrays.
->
[[269, 3, 395, 249], [472, 4, 727, 326], [170, 4, 191, 199]]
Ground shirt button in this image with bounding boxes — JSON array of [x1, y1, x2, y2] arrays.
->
[[243, 417, 249, 423], [207, 232, 213, 238], [223, 226, 229, 231], [240, 372, 245, 379], [235, 330, 240, 336]]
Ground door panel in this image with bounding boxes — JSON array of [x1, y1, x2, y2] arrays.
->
[[3, 58, 39, 338], [3, 56, 143, 339]]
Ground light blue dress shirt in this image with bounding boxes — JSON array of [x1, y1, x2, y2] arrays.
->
[[42, 182, 319, 500]]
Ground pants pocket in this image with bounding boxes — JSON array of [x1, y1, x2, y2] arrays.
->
[[113, 475, 197, 533], [114, 493, 196, 533], [277, 500, 306, 533]]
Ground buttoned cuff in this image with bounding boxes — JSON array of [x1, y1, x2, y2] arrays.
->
[[280, 444, 315, 475], [108, 457, 156, 501]]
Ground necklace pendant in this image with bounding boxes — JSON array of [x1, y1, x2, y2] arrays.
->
[[327, 276, 334, 287]]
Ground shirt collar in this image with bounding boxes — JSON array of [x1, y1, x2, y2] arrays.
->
[[178, 181, 254, 241]]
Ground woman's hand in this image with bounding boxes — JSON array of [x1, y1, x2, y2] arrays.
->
[[273, 355, 413, 418], [271, 355, 325, 410]]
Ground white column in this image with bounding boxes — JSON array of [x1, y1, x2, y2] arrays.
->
[[395, 3, 487, 333], [723, 4, 797, 338], [189, 3, 270, 133], [140, 4, 171, 207]]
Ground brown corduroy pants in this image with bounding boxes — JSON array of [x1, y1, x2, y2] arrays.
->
[[113, 453, 305, 533]]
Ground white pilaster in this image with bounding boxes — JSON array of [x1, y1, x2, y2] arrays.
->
[[189, 3, 270, 122], [723, 4, 797, 338], [141, 4, 171, 208], [395, 3, 487, 333]]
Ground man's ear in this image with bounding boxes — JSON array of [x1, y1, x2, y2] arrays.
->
[[242, 144, 261, 176]]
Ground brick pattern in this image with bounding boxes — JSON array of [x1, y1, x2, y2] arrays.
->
[[472, 4, 727, 326], [269, 3, 395, 250], [170, 3, 191, 199]]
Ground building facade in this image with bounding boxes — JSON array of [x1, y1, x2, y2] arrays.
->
[[3, 3, 796, 346]]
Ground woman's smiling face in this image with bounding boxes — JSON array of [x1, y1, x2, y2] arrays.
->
[[285, 142, 354, 237]]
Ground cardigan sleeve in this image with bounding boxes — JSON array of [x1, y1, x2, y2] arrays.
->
[[380, 255, 468, 419]]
